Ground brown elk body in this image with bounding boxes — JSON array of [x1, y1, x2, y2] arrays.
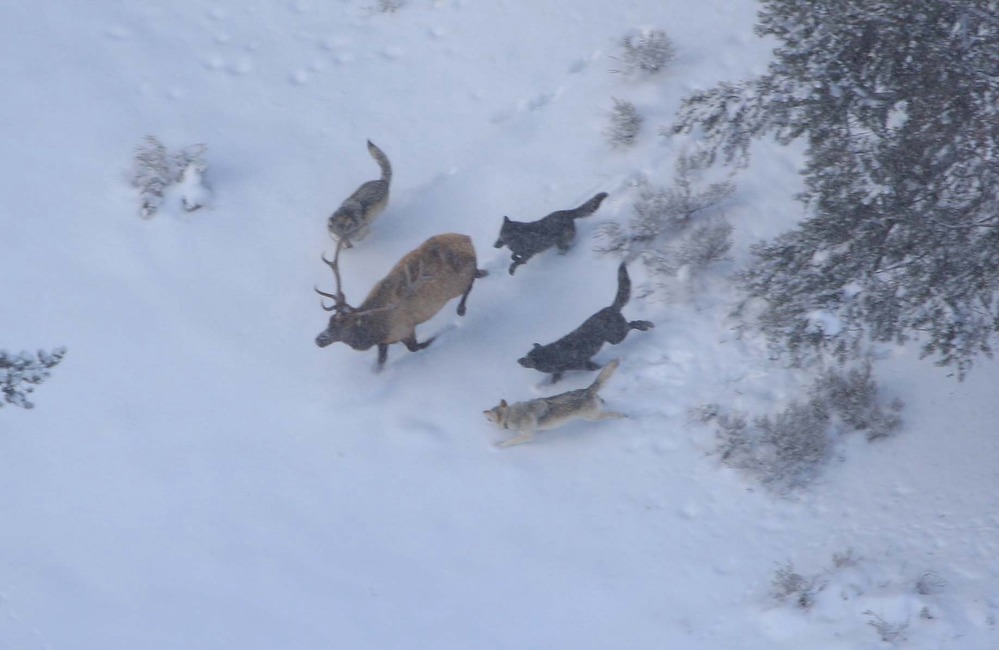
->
[[315, 233, 487, 368]]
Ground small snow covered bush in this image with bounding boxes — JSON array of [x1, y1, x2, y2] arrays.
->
[[605, 97, 643, 148], [1, 347, 66, 409], [699, 362, 902, 492], [771, 561, 825, 609], [595, 153, 734, 297], [377, 0, 405, 11], [811, 361, 903, 442], [864, 610, 909, 644], [765, 552, 952, 646], [131, 135, 211, 218], [616, 27, 675, 76]]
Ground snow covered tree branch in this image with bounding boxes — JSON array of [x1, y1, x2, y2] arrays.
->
[[672, 0, 999, 378], [1, 347, 66, 409]]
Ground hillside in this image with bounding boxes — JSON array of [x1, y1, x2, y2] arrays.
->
[[2, 1, 997, 648]]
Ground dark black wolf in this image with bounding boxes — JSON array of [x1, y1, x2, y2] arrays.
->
[[518, 262, 653, 382], [494, 192, 608, 275]]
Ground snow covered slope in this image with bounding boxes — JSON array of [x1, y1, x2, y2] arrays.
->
[[2, 1, 997, 648]]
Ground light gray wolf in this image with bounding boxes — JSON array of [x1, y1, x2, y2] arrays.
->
[[327, 140, 392, 247], [518, 262, 653, 382], [494, 192, 608, 275], [484, 359, 624, 447], [315, 233, 488, 369]]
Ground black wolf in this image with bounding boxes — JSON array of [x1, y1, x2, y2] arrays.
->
[[518, 262, 653, 382], [494, 192, 608, 275]]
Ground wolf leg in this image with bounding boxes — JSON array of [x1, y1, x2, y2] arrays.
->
[[556, 221, 576, 254], [497, 432, 535, 448]]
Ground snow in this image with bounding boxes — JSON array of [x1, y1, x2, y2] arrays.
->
[[2, 1, 998, 648]]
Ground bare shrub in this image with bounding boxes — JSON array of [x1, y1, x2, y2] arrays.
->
[[595, 153, 734, 297], [605, 97, 643, 148], [771, 562, 825, 609], [811, 361, 903, 441], [914, 570, 947, 596], [706, 362, 903, 492], [864, 610, 909, 643], [615, 28, 675, 75]]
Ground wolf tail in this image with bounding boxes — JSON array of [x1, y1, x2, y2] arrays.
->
[[570, 192, 609, 219], [588, 358, 620, 393], [611, 261, 631, 310], [367, 140, 392, 185]]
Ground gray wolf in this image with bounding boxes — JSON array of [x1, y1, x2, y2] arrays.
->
[[494, 192, 608, 274], [517, 262, 653, 382], [484, 359, 624, 447], [327, 140, 392, 247], [315, 233, 488, 369]]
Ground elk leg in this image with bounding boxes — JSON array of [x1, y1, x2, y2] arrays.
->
[[402, 334, 437, 352], [376, 343, 389, 370], [457, 272, 485, 316]]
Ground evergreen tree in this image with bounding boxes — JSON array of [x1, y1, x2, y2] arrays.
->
[[673, 0, 999, 377]]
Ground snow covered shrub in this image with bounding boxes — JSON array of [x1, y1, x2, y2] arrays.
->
[[767, 552, 961, 646], [605, 97, 643, 148], [376, 0, 405, 11], [771, 561, 825, 609], [131, 136, 211, 218], [914, 570, 947, 596], [615, 27, 675, 76], [595, 153, 734, 297], [810, 361, 903, 441], [701, 362, 902, 492], [864, 610, 909, 644], [133, 136, 171, 218], [1, 347, 66, 409]]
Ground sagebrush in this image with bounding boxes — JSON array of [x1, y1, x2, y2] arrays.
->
[[605, 97, 643, 148], [699, 361, 902, 492], [615, 28, 675, 75], [595, 153, 734, 297]]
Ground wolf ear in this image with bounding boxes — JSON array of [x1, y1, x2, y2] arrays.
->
[[500, 399, 508, 407], [503, 216, 511, 223], [532, 343, 541, 350]]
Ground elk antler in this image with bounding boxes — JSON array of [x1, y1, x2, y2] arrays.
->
[[315, 239, 353, 313]]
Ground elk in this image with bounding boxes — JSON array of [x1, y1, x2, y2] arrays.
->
[[315, 233, 488, 369]]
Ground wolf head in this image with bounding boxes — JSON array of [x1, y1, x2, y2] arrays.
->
[[493, 216, 512, 248], [483, 399, 510, 426], [516, 343, 545, 369]]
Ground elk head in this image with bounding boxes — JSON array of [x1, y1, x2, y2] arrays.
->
[[315, 241, 362, 348]]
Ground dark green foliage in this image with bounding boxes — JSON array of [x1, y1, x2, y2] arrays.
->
[[673, 0, 999, 378]]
